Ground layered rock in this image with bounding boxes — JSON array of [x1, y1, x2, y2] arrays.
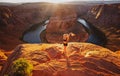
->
[[46, 5, 88, 43], [0, 49, 7, 71], [0, 3, 119, 51], [0, 51, 7, 65], [1, 42, 120, 76], [81, 4, 120, 51], [0, 3, 52, 50]]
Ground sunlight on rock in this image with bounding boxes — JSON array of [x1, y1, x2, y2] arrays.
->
[[0, 1, 120, 76]]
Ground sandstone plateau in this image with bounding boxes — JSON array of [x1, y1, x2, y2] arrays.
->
[[1, 42, 120, 76]]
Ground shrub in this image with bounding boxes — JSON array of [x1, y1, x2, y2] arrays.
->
[[11, 58, 33, 76]]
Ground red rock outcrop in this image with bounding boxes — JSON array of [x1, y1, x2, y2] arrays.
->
[[0, 3, 52, 50], [0, 49, 7, 71], [1, 42, 120, 76], [0, 51, 7, 65], [46, 5, 88, 43], [81, 4, 120, 51]]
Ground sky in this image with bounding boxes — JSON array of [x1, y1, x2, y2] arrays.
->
[[0, 0, 119, 3]]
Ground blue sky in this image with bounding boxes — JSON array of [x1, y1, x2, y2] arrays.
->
[[0, 0, 119, 3]]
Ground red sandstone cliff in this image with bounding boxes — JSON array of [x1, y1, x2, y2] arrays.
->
[[0, 3, 52, 50]]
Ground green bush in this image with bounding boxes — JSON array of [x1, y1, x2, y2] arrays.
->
[[11, 58, 33, 76]]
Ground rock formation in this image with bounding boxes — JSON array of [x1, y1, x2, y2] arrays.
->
[[82, 4, 120, 51], [1, 42, 120, 76], [0, 3, 52, 50], [0, 49, 7, 71], [0, 3, 119, 51], [46, 5, 88, 43]]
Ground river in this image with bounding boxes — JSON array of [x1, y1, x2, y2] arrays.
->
[[22, 18, 106, 46], [23, 20, 49, 43]]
